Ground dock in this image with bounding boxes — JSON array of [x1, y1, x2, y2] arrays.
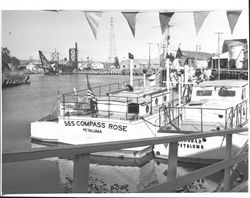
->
[[3, 127, 248, 193]]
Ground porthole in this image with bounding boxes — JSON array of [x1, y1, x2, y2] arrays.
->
[[155, 98, 159, 105], [164, 95, 167, 102]]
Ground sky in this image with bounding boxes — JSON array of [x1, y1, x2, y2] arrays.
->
[[1, 0, 249, 62]]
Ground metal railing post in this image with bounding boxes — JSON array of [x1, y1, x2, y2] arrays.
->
[[223, 133, 232, 192], [137, 97, 139, 120], [150, 95, 153, 115], [108, 95, 110, 118], [73, 154, 90, 193], [177, 108, 180, 129], [225, 109, 228, 130], [126, 97, 128, 120], [240, 104, 242, 125], [63, 94, 65, 117], [231, 107, 234, 128], [200, 108, 203, 132], [236, 105, 239, 127]]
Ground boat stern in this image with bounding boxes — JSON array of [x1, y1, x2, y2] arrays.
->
[[30, 120, 59, 143]]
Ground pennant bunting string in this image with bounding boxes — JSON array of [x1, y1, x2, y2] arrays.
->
[[122, 12, 139, 37], [193, 11, 209, 35], [226, 10, 242, 34], [84, 11, 102, 39], [159, 12, 175, 35]]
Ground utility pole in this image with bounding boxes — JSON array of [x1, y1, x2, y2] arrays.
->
[[195, 44, 198, 67], [75, 42, 78, 73], [147, 42, 153, 70], [163, 25, 171, 55], [215, 32, 223, 80]]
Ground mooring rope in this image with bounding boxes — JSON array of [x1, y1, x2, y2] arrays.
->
[[140, 116, 160, 128]]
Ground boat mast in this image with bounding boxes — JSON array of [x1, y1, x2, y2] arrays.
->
[[165, 25, 171, 89]]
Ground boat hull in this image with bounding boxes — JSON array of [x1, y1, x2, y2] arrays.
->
[[31, 121, 59, 143], [31, 113, 248, 163], [30, 113, 161, 145], [154, 132, 248, 163]]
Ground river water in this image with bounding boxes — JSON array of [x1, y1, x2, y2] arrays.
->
[[2, 74, 223, 194]]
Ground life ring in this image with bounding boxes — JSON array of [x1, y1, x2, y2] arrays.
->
[[126, 84, 134, 92], [155, 98, 159, 105], [218, 86, 227, 96]]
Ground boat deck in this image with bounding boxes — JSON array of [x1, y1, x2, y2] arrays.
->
[[61, 85, 170, 121], [159, 120, 224, 133], [64, 103, 161, 121]]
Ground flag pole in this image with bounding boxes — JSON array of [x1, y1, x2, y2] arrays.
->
[[129, 53, 134, 87], [130, 59, 133, 86]]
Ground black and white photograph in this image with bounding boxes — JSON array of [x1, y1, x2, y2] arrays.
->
[[1, 0, 249, 196]]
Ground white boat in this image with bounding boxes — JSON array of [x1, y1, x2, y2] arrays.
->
[[154, 80, 248, 163], [30, 76, 171, 146], [30, 69, 248, 163]]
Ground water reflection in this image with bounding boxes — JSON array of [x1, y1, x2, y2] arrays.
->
[[31, 142, 223, 193]]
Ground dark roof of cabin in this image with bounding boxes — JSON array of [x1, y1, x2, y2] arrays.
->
[[197, 80, 248, 88], [222, 39, 247, 53], [180, 51, 213, 60]]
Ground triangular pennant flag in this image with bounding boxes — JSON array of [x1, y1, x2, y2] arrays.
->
[[122, 12, 139, 37], [159, 12, 174, 34], [226, 10, 242, 34], [193, 11, 209, 35], [84, 11, 102, 39]]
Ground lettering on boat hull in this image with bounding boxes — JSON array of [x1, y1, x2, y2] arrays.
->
[[63, 120, 128, 132]]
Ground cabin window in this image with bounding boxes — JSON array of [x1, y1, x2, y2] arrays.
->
[[164, 95, 167, 102], [196, 90, 212, 96], [146, 105, 149, 113], [242, 88, 246, 100], [218, 87, 236, 97], [128, 103, 139, 114]]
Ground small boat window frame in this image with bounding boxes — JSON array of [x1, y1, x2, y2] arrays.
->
[[155, 98, 159, 105], [242, 88, 246, 100], [196, 90, 213, 96], [218, 87, 236, 97]]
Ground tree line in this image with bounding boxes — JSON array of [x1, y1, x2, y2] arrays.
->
[[2, 47, 20, 71]]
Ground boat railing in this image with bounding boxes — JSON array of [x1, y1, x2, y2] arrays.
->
[[159, 99, 248, 132], [60, 79, 169, 120], [211, 69, 248, 80], [62, 79, 143, 97]]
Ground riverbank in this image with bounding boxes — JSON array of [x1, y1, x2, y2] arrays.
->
[[2, 71, 31, 89]]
